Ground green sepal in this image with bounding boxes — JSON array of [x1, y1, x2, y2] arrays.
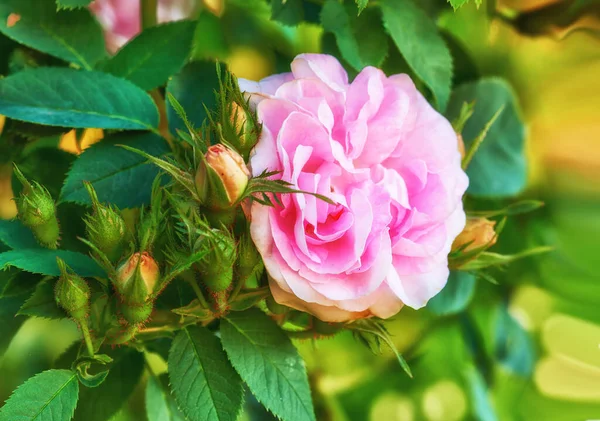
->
[[171, 299, 214, 321]]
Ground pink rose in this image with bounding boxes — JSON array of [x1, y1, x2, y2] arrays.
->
[[90, 0, 196, 53], [241, 54, 468, 322]]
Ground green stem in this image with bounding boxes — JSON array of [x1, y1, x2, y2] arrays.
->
[[189, 279, 210, 309], [141, 0, 158, 29], [80, 322, 95, 357]]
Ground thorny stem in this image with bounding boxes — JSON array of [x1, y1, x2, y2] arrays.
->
[[80, 321, 95, 357]]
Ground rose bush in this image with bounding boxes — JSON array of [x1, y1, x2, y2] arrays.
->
[[241, 54, 469, 322]]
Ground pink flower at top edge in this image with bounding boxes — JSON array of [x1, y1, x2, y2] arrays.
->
[[89, 0, 196, 53]]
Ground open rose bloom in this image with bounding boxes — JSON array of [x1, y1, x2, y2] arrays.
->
[[241, 54, 468, 322]]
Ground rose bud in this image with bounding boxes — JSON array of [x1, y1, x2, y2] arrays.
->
[[237, 231, 260, 280], [196, 234, 236, 292], [195, 144, 250, 210], [13, 165, 60, 249], [83, 182, 127, 263], [120, 300, 154, 326], [115, 252, 160, 306], [452, 217, 497, 252], [55, 258, 91, 321], [227, 102, 258, 159]]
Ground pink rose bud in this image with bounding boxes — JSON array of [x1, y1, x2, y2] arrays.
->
[[195, 144, 250, 210], [240, 54, 469, 322], [452, 217, 497, 252], [116, 252, 160, 305]]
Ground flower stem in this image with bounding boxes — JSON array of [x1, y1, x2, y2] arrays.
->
[[80, 322, 95, 357], [141, 0, 158, 29], [189, 279, 210, 309]]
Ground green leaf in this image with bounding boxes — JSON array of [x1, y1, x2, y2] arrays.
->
[[0, 0, 105, 69], [494, 305, 534, 376], [101, 21, 197, 91], [0, 293, 27, 355], [60, 132, 170, 208], [445, 78, 527, 197], [0, 219, 40, 249], [168, 325, 243, 421], [192, 12, 229, 60], [427, 271, 476, 316], [166, 61, 224, 137], [0, 249, 105, 277], [321, 0, 388, 71], [0, 67, 159, 130], [465, 366, 498, 421], [146, 375, 185, 421], [380, 0, 452, 110], [18, 280, 67, 319], [57, 0, 93, 9], [221, 309, 316, 421], [1, 271, 40, 297], [356, 0, 369, 14], [0, 369, 79, 421], [271, 0, 304, 26], [74, 348, 144, 421], [72, 354, 113, 388]]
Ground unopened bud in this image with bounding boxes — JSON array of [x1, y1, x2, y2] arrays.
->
[[195, 144, 250, 210], [228, 102, 257, 158], [84, 182, 127, 262], [120, 300, 154, 326], [196, 234, 236, 292], [237, 232, 260, 279], [115, 252, 160, 305], [14, 165, 60, 249], [55, 258, 90, 321], [453, 217, 497, 252]]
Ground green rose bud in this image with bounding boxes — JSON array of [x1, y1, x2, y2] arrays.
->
[[227, 102, 258, 159], [14, 165, 60, 249], [55, 258, 90, 321], [120, 300, 154, 326], [115, 252, 160, 306], [237, 231, 260, 280], [83, 182, 128, 262], [195, 144, 250, 210], [196, 234, 236, 293]]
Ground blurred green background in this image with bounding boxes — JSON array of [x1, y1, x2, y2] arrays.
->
[[1, 0, 599, 420]]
